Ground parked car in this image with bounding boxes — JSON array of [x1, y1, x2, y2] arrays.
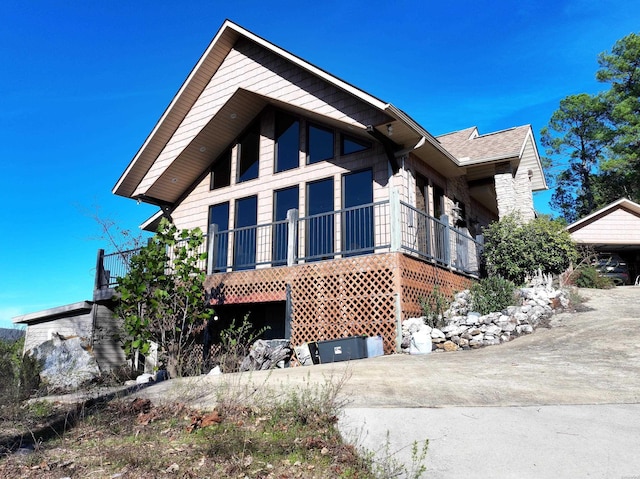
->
[[594, 254, 630, 285]]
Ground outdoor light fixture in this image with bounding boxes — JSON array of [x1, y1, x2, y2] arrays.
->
[[199, 146, 207, 152], [386, 124, 393, 136]]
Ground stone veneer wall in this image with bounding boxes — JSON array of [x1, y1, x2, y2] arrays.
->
[[494, 163, 535, 221]]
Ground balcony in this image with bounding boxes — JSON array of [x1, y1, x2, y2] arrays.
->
[[95, 193, 482, 296]]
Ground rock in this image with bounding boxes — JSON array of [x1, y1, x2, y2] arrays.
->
[[431, 328, 445, 339], [240, 339, 291, 371], [136, 373, 155, 384], [29, 336, 101, 391], [469, 328, 482, 336], [443, 341, 458, 352], [485, 325, 502, 336], [458, 338, 469, 348]]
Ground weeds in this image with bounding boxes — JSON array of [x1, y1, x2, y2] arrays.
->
[[1, 368, 429, 478], [419, 285, 450, 329]]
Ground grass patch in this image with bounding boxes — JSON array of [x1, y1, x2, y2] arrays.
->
[[0, 371, 429, 478]]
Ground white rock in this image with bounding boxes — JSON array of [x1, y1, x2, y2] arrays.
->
[[136, 373, 155, 384], [431, 328, 445, 339]]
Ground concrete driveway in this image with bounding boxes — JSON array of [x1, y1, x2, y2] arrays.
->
[[136, 287, 640, 478]]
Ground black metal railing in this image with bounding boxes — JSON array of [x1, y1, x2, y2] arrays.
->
[[95, 197, 482, 291]]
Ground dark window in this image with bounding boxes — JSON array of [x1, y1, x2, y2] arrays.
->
[[237, 122, 260, 183], [208, 202, 230, 272], [273, 186, 299, 266], [306, 178, 334, 260], [210, 149, 231, 190], [341, 134, 371, 156], [307, 124, 334, 164], [233, 196, 257, 270], [433, 185, 445, 219], [275, 112, 299, 173], [343, 169, 373, 256]]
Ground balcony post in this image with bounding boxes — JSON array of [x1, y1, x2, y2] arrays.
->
[[440, 214, 451, 267], [207, 224, 219, 274], [286, 208, 299, 266], [389, 187, 401, 252], [94, 249, 105, 290]]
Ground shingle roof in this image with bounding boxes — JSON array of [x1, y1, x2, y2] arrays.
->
[[437, 125, 531, 164]]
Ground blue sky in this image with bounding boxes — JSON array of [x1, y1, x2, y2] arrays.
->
[[2, 0, 639, 328]]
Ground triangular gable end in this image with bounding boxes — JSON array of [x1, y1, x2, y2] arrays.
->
[[133, 36, 393, 203], [567, 198, 640, 246], [114, 20, 464, 206]]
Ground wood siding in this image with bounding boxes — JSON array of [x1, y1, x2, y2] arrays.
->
[[135, 37, 389, 200], [571, 206, 640, 244], [23, 313, 93, 354], [92, 304, 127, 372]]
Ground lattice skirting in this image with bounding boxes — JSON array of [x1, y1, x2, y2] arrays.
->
[[204, 253, 473, 355]]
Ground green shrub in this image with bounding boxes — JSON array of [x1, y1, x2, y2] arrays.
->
[[482, 214, 578, 285], [470, 276, 516, 315], [570, 266, 613, 289], [419, 285, 450, 329], [0, 337, 41, 406]]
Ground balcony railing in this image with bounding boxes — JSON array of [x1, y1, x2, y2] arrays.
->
[[95, 192, 482, 291]]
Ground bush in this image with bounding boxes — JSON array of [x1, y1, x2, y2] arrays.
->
[[0, 337, 41, 406], [419, 285, 450, 329], [470, 276, 516, 315], [482, 215, 578, 284], [569, 266, 613, 289]]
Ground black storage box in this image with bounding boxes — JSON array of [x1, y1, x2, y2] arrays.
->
[[317, 336, 367, 363]]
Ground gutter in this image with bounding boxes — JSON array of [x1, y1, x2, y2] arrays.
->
[[385, 104, 461, 166]]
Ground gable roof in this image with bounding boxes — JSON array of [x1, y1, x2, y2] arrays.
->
[[437, 125, 547, 191], [113, 20, 462, 205], [567, 198, 640, 233], [113, 20, 548, 209]]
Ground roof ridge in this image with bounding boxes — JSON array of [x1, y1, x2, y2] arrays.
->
[[475, 125, 529, 139], [436, 126, 477, 138]]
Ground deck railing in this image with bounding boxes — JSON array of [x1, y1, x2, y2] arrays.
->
[[95, 193, 482, 291]]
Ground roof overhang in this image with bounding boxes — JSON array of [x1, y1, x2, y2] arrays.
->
[[13, 301, 93, 325]]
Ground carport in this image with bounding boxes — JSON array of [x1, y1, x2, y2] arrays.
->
[[567, 198, 640, 284]]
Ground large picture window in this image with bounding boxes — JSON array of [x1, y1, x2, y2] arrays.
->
[[208, 202, 230, 272], [237, 122, 260, 183], [273, 186, 299, 266], [233, 196, 257, 270], [306, 178, 334, 260], [275, 112, 299, 173], [307, 124, 334, 164], [343, 169, 373, 256]]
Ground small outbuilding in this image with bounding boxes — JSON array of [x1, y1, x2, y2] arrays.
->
[[567, 198, 640, 283], [12, 301, 125, 372]]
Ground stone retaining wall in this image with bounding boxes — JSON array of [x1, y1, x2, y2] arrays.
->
[[402, 284, 570, 353]]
